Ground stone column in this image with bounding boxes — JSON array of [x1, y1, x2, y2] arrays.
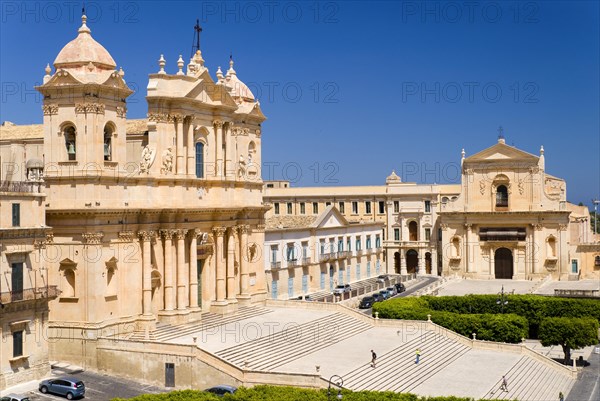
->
[[400, 251, 407, 275], [189, 230, 199, 309], [186, 118, 195, 176], [465, 224, 473, 273], [160, 229, 175, 311], [138, 231, 155, 316], [175, 114, 184, 175], [214, 120, 223, 178], [226, 227, 236, 300], [531, 224, 540, 274], [175, 229, 188, 310], [238, 225, 250, 296], [213, 226, 226, 302], [490, 247, 495, 277], [225, 123, 234, 179]]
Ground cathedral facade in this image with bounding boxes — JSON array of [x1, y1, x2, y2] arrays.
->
[[1, 14, 268, 382]]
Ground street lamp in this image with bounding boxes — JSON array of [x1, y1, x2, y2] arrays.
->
[[496, 285, 508, 313], [327, 374, 344, 400]]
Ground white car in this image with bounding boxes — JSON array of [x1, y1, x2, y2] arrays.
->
[[333, 284, 351, 295]]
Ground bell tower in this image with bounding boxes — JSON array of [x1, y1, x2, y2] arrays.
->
[[36, 13, 133, 178]]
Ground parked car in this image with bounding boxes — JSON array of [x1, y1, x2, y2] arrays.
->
[[394, 282, 406, 293], [372, 293, 384, 303], [333, 284, 351, 295], [296, 294, 312, 301], [379, 290, 391, 300], [1, 394, 31, 401], [376, 274, 389, 283], [205, 385, 238, 396], [39, 377, 85, 400], [358, 296, 375, 309], [386, 286, 397, 296]]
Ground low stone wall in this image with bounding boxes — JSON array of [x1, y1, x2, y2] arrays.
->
[[95, 338, 322, 389]]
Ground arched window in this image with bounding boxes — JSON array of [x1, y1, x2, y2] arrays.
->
[[103, 124, 114, 161], [64, 125, 77, 161], [409, 221, 418, 241], [496, 185, 508, 207], [195, 142, 204, 178], [595, 255, 600, 267], [248, 141, 256, 164]]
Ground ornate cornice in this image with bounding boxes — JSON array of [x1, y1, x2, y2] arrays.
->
[[82, 232, 104, 244], [75, 103, 105, 115], [42, 104, 58, 116]]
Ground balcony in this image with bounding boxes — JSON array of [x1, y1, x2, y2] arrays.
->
[[337, 251, 351, 259], [356, 250, 363, 257], [0, 180, 41, 194], [287, 259, 298, 267], [270, 261, 281, 270], [302, 257, 311, 266], [0, 286, 59, 306]]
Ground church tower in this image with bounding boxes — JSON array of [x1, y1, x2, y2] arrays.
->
[[36, 13, 133, 190]]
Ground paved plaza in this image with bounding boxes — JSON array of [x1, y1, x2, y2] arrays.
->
[[435, 278, 600, 296]]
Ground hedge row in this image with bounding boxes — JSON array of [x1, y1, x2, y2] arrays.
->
[[373, 297, 528, 343], [372, 295, 600, 340], [112, 385, 490, 401]]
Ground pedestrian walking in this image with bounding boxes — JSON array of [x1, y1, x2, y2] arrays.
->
[[371, 349, 377, 368], [559, 391, 564, 401], [415, 348, 421, 364], [500, 375, 508, 392]]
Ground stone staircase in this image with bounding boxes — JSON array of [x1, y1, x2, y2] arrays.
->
[[127, 306, 274, 342], [215, 312, 371, 370], [342, 331, 470, 392], [481, 355, 576, 401]]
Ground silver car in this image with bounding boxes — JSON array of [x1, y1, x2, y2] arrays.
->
[[1, 394, 31, 401]]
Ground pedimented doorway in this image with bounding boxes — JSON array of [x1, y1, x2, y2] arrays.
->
[[494, 247, 513, 279]]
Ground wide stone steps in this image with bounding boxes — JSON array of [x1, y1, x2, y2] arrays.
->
[[215, 312, 371, 371], [342, 331, 470, 392], [481, 355, 576, 401], [127, 306, 273, 342]]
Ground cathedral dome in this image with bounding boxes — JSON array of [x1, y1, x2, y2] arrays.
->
[[223, 58, 255, 102], [53, 15, 116, 71]]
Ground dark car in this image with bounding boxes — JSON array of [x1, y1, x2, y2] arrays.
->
[[358, 296, 375, 309], [372, 293, 384, 303], [376, 274, 389, 283], [205, 385, 238, 396], [39, 377, 85, 400], [394, 282, 406, 293]]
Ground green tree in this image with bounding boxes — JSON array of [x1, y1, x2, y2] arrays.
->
[[539, 317, 599, 363]]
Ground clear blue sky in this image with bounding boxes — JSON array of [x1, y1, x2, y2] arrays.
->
[[1, 1, 598, 208]]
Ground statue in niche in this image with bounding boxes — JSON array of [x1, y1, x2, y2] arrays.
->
[[238, 154, 246, 178], [161, 147, 174, 174], [139, 145, 156, 174]]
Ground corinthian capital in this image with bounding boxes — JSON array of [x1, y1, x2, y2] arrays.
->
[[213, 120, 224, 129], [174, 229, 188, 239], [160, 229, 175, 240], [212, 226, 226, 238], [237, 224, 250, 235], [137, 230, 156, 242]]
